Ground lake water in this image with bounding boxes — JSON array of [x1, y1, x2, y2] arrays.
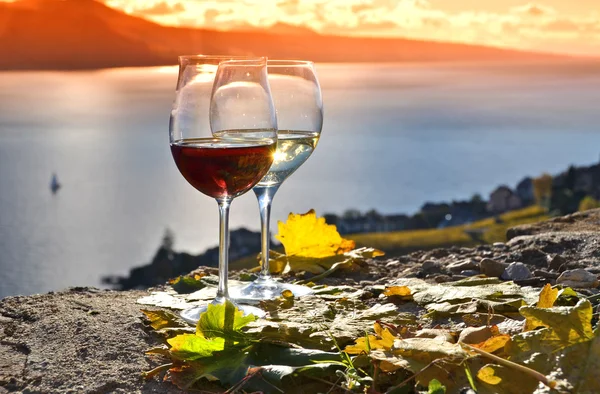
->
[[1, 61, 600, 298]]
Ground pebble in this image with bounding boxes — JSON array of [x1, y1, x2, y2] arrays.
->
[[447, 258, 479, 273], [479, 258, 509, 278], [533, 269, 559, 279], [460, 270, 480, 277], [493, 242, 507, 249], [556, 269, 600, 288], [385, 261, 401, 269], [433, 275, 452, 283], [421, 260, 442, 274], [501, 262, 533, 281], [547, 255, 567, 272]]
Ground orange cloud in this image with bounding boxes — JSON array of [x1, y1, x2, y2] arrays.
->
[[511, 3, 556, 17], [101, 0, 600, 56], [133, 1, 185, 16]]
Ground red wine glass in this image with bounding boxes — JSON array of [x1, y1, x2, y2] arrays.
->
[[169, 56, 277, 323]]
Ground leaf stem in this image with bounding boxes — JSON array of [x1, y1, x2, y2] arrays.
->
[[461, 343, 557, 389], [141, 363, 172, 380]]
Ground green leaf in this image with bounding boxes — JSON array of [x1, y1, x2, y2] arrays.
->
[[428, 378, 446, 394], [169, 275, 207, 294], [197, 300, 256, 339], [166, 334, 226, 360]]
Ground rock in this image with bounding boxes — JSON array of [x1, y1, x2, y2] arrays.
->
[[447, 259, 479, 273], [556, 269, 600, 288], [479, 258, 509, 278], [421, 260, 442, 274], [493, 242, 507, 249], [385, 261, 401, 269], [514, 277, 553, 287], [433, 275, 452, 283], [533, 270, 559, 279], [547, 255, 567, 271], [0, 288, 181, 394], [458, 326, 494, 344], [501, 262, 533, 281], [460, 270, 480, 277], [516, 248, 548, 267], [507, 208, 600, 239], [507, 232, 600, 267]]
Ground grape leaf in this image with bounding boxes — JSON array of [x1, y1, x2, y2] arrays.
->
[[197, 300, 256, 339], [428, 378, 446, 394], [141, 309, 185, 330], [169, 275, 207, 294], [545, 331, 600, 393], [344, 322, 396, 354], [524, 283, 559, 331], [519, 299, 593, 347], [275, 209, 356, 258]]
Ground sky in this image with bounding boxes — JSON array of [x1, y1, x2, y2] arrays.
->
[[100, 0, 599, 56]]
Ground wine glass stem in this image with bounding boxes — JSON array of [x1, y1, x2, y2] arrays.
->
[[215, 197, 233, 302], [254, 186, 280, 280]]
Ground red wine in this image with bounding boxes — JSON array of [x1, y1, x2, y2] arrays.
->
[[171, 138, 275, 199]]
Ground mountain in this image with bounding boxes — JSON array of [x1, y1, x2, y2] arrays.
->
[[0, 0, 565, 70]]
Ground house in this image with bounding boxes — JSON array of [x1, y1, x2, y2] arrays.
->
[[516, 177, 535, 206], [487, 186, 522, 213]]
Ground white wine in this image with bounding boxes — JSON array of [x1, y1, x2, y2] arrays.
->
[[256, 130, 319, 188]]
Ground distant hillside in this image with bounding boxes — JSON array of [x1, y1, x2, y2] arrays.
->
[[0, 0, 565, 70]]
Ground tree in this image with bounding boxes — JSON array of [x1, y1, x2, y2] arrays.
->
[[532, 173, 553, 210], [578, 196, 600, 212]]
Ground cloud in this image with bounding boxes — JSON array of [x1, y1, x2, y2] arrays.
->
[[100, 0, 599, 56], [132, 1, 185, 15], [511, 3, 556, 17]]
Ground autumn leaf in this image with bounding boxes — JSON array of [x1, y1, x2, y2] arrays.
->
[[545, 331, 600, 393], [519, 299, 594, 347], [276, 209, 356, 258], [472, 334, 511, 354], [524, 283, 559, 331], [383, 286, 413, 302], [344, 322, 396, 354], [141, 309, 185, 330]]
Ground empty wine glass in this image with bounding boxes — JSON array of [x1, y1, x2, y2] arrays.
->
[[230, 60, 323, 302], [169, 56, 277, 323]]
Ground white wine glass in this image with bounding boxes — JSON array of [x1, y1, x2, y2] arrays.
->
[[230, 60, 323, 302], [170, 55, 277, 323]]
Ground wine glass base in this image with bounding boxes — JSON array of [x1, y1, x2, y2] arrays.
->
[[230, 279, 313, 304], [180, 300, 266, 326]]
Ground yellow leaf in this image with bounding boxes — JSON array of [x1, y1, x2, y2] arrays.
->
[[524, 283, 559, 331], [536, 283, 559, 309], [476, 364, 540, 393], [383, 286, 412, 298], [519, 299, 594, 347], [477, 365, 502, 385], [472, 334, 510, 353], [275, 210, 356, 258], [344, 322, 396, 354]]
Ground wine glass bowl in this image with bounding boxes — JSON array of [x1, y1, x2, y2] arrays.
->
[[169, 56, 277, 323], [230, 60, 323, 303]]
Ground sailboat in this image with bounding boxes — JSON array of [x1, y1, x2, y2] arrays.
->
[[50, 173, 61, 194]]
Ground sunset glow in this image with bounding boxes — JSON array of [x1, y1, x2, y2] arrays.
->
[[99, 0, 600, 56]]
